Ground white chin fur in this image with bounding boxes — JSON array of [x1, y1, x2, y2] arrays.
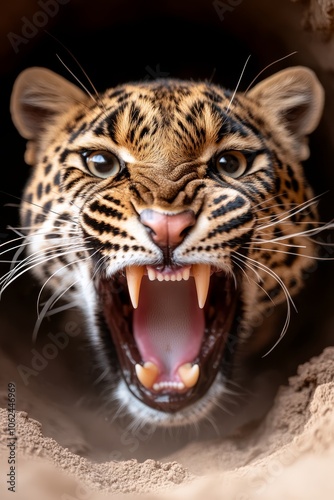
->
[[113, 375, 226, 427]]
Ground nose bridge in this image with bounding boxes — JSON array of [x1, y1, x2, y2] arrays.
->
[[152, 177, 189, 206], [132, 166, 202, 207], [140, 209, 196, 249]]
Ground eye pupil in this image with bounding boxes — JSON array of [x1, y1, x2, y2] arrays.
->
[[91, 154, 113, 173], [86, 151, 120, 178], [216, 151, 247, 179], [219, 155, 240, 174]]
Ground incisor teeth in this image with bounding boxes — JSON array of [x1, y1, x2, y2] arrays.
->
[[153, 381, 185, 391], [178, 363, 200, 388], [126, 266, 145, 309], [147, 268, 156, 281], [182, 268, 190, 281], [135, 361, 160, 389], [192, 264, 211, 308]]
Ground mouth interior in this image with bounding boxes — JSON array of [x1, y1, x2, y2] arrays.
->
[[134, 277, 204, 381], [99, 265, 238, 413]]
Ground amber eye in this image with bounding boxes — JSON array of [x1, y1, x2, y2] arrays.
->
[[216, 151, 248, 179], [85, 151, 121, 179]]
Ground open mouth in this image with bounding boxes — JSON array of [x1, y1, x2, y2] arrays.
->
[[98, 264, 238, 413]]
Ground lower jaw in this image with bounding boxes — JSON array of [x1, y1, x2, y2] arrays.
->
[[114, 371, 228, 426], [98, 271, 239, 414]]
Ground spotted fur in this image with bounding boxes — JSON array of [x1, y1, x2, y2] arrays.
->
[[6, 66, 324, 426]]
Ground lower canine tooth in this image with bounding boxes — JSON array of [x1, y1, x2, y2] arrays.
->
[[192, 264, 210, 308], [126, 266, 145, 308], [178, 363, 200, 388], [135, 361, 160, 389]]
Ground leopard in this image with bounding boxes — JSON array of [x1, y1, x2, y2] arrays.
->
[[5, 64, 325, 427]]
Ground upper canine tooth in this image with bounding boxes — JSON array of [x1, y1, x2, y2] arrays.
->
[[135, 361, 160, 389], [192, 264, 210, 308], [126, 266, 145, 308], [178, 363, 200, 388]]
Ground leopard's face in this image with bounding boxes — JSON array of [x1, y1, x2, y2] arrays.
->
[[8, 66, 324, 425]]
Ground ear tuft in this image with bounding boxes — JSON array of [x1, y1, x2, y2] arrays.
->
[[248, 66, 325, 160], [10, 67, 86, 140]]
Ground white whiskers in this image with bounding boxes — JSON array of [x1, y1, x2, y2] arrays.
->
[[233, 250, 297, 350]]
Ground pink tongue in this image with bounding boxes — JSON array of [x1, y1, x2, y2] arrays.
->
[[133, 277, 204, 377]]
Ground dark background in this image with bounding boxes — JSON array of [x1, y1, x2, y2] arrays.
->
[[1, 0, 333, 229], [0, 0, 262, 235]]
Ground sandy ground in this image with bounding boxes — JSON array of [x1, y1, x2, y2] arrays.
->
[[0, 346, 333, 499]]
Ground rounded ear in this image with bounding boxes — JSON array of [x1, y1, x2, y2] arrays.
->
[[10, 67, 87, 140], [248, 66, 325, 160]]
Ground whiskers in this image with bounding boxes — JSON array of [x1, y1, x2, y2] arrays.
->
[[1, 235, 82, 293], [233, 250, 296, 347], [244, 51, 298, 94], [0, 194, 97, 342], [32, 245, 102, 341], [226, 54, 251, 113], [251, 192, 334, 259], [233, 192, 334, 356], [255, 193, 323, 229], [45, 31, 107, 114], [225, 51, 298, 114]]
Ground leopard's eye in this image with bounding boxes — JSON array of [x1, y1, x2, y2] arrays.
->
[[85, 151, 121, 179], [216, 151, 248, 179]]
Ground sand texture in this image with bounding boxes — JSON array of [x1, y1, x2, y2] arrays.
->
[[1, 344, 333, 500]]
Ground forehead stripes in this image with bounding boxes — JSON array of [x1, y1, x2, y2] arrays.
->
[[57, 79, 272, 171], [85, 82, 261, 145]]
